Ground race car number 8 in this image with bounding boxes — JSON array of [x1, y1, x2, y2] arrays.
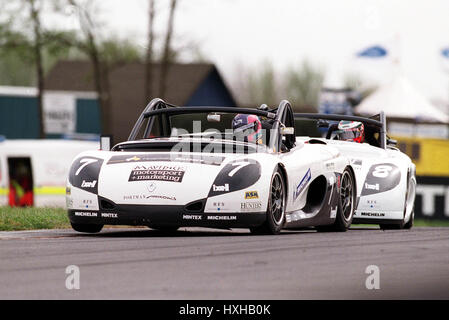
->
[[372, 165, 393, 178]]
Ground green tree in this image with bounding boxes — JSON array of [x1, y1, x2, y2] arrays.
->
[[0, 1, 47, 138], [285, 60, 324, 111], [50, 0, 143, 135]]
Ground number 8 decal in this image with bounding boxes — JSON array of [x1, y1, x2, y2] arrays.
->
[[372, 165, 393, 178]]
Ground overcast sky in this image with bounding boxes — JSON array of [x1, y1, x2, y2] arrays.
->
[[55, 0, 449, 104]]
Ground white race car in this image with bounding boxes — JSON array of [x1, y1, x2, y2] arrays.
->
[[66, 99, 416, 234]]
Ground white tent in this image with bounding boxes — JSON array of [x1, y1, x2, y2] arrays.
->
[[355, 75, 449, 123]]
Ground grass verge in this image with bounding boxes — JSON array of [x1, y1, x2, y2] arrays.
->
[[0, 207, 70, 231]]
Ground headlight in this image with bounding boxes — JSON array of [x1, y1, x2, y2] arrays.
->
[[68, 156, 104, 194], [208, 160, 261, 197]]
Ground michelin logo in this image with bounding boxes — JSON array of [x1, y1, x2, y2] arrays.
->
[[294, 169, 311, 200]]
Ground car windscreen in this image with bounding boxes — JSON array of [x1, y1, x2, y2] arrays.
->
[[141, 112, 275, 147]]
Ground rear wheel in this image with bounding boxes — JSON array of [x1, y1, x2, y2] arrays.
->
[[317, 167, 355, 232], [250, 168, 285, 235], [71, 223, 103, 233]]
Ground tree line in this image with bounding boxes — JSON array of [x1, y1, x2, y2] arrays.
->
[[0, 0, 180, 138]]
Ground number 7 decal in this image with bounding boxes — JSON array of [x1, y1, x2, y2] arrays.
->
[[75, 158, 98, 176], [228, 161, 251, 177]]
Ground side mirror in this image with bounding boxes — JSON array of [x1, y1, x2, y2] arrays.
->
[[280, 127, 294, 135], [100, 135, 112, 151], [387, 138, 397, 146], [207, 113, 221, 122]]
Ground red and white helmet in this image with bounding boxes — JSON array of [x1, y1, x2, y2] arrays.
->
[[232, 114, 262, 143], [336, 120, 365, 143]]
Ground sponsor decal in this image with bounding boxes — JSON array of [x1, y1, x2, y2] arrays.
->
[[74, 211, 97, 217], [107, 154, 224, 166], [361, 212, 386, 217], [82, 199, 93, 208], [81, 180, 97, 188], [245, 191, 259, 199], [294, 169, 312, 200], [147, 195, 176, 201], [123, 194, 176, 201], [366, 200, 377, 208], [128, 165, 185, 183], [69, 156, 103, 194], [208, 160, 261, 197], [365, 183, 379, 191], [213, 184, 229, 192], [183, 214, 202, 220], [241, 202, 262, 211], [66, 186, 71, 195], [212, 201, 225, 211], [101, 213, 118, 218], [75, 158, 98, 176], [207, 215, 237, 220], [325, 162, 335, 170], [361, 163, 400, 196]]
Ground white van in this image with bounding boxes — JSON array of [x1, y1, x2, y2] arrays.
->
[[0, 139, 99, 207]]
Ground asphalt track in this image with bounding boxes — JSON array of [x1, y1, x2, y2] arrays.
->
[[0, 226, 448, 299]]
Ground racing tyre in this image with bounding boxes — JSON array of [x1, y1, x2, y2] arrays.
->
[[317, 168, 355, 232], [403, 210, 414, 229], [71, 223, 103, 233], [250, 168, 286, 235]]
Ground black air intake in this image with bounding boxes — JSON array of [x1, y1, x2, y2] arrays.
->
[[184, 199, 206, 212]]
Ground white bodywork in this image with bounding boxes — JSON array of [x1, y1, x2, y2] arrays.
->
[[66, 133, 415, 227], [297, 137, 416, 224]]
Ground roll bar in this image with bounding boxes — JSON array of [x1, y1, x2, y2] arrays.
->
[[128, 98, 294, 152], [294, 111, 387, 149]]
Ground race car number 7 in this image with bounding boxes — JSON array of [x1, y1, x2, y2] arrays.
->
[[75, 158, 98, 176], [372, 165, 393, 178], [228, 161, 250, 177]]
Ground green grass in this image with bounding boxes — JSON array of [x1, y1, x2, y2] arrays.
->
[[414, 219, 449, 227], [0, 207, 70, 231], [351, 219, 449, 228], [0, 207, 449, 231]]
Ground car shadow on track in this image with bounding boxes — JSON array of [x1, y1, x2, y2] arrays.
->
[[76, 227, 318, 238], [73, 225, 380, 238]]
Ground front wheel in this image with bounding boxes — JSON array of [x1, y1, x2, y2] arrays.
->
[[71, 222, 103, 233], [250, 168, 286, 235]]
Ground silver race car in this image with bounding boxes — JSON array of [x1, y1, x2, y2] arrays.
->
[[66, 98, 416, 234]]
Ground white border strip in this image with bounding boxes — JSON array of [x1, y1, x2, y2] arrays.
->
[[0, 86, 98, 100]]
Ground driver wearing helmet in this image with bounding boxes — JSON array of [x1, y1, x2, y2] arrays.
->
[[232, 114, 263, 144], [335, 120, 365, 143]]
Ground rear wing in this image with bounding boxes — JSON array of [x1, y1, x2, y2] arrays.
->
[[293, 111, 387, 149]]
